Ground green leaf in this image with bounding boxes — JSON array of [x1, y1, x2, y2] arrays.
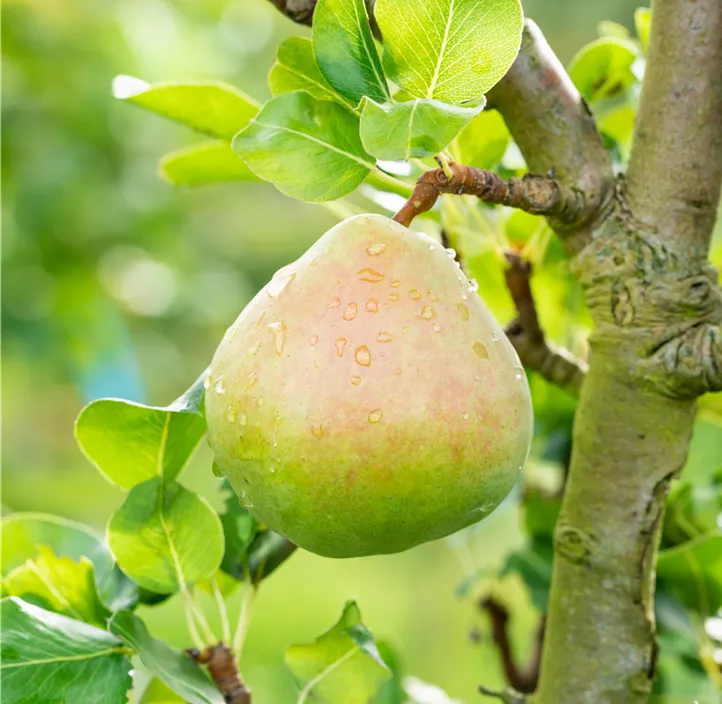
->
[[0, 597, 132, 704], [3, 547, 109, 627], [269, 36, 355, 111], [75, 370, 207, 489], [657, 533, 722, 615], [523, 491, 562, 541], [568, 37, 640, 102], [107, 478, 224, 594], [140, 679, 184, 703], [313, 0, 389, 105], [359, 97, 484, 161], [597, 20, 630, 39], [453, 108, 510, 170], [233, 91, 374, 202], [112, 76, 258, 140], [0, 513, 137, 612], [160, 141, 259, 188], [285, 600, 390, 704], [375, 0, 523, 103], [219, 483, 259, 580], [501, 539, 554, 611], [109, 611, 224, 704], [635, 8, 651, 52]]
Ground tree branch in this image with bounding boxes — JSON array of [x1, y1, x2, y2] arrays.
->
[[187, 643, 251, 704], [626, 0, 722, 251], [504, 251, 587, 397], [489, 20, 614, 253], [266, 0, 316, 24], [393, 165, 584, 228]]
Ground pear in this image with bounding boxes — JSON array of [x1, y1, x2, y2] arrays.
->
[[205, 214, 532, 558]]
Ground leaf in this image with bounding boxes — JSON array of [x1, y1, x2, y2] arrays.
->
[[269, 36, 355, 110], [107, 478, 224, 594], [635, 8, 651, 52], [359, 97, 484, 160], [500, 539, 554, 611], [112, 76, 258, 140], [3, 547, 109, 627], [375, 0, 524, 103], [218, 482, 260, 580], [109, 611, 224, 704], [285, 600, 390, 704], [0, 597, 132, 704], [453, 108, 510, 170], [313, 0, 389, 105], [597, 20, 630, 39], [657, 533, 722, 615], [160, 141, 259, 187], [568, 37, 640, 102], [140, 679, 185, 703], [233, 91, 374, 202], [0, 512, 137, 612], [75, 370, 207, 489], [404, 677, 463, 704]]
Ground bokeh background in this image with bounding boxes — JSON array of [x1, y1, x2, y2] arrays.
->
[[3, 0, 721, 701]]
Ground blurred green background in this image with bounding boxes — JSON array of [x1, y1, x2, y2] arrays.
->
[[3, 0, 721, 701]]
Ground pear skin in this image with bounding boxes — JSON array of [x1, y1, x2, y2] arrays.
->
[[206, 214, 532, 557]]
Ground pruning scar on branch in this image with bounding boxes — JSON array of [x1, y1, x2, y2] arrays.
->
[[391, 164, 585, 229]]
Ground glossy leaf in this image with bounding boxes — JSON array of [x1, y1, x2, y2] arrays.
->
[[218, 483, 259, 580], [359, 98, 484, 160], [109, 611, 224, 704], [635, 8, 651, 52], [657, 534, 722, 614], [3, 547, 109, 627], [75, 370, 207, 489], [233, 92, 374, 202], [313, 0, 389, 104], [140, 679, 185, 703], [269, 36, 355, 110], [286, 600, 390, 704], [112, 76, 258, 140], [0, 512, 137, 612], [453, 108, 510, 170], [501, 539, 554, 611], [160, 141, 258, 187], [568, 37, 640, 102], [0, 597, 132, 704], [107, 478, 224, 594], [375, 0, 523, 102]]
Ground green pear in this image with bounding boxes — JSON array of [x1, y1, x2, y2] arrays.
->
[[205, 214, 532, 558]]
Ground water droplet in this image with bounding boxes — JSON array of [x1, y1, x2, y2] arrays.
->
[[309, 334, 319, 346], [390, 280, 400, 288], [256, 311, 266, 327], [227, 325, 238, 343], [350, 375, 362, 386], [515, 366, 524, 380], [214, 376, 225, 394], [268, 322, 286, 356], [240, 490, 254, 509], [311, 424, 324, 439], [389, 292, 400, 302], [480, 500, 494, 513], [421, 305, 434, 320], [226, 408, 236, 423], [355, 345, 371, 366], [409, 289, 422, 299], [491, 330, 500, 342], [258, 396, 265, 406], [329, 297, 341, 308], [402, 325, 411, 334], [269, 465, 276, 473], [468, 278, 479, 293], [247, 340, 261, 357], [272, 433, 278, 448], [343, 302, 358, 321], [368, 409, 383, 423], [366, 242, 386, 256], [247, 372, 257, 388], [366, 298, 379, 313], [393, 368, 402, 375], [432, 323, 441, 332], [335, 338, 347, 356], [203, 373, 211, 391], [446, 248, 456, 259], [428, 290, 438, 301], [457, 303, 469, 321], [462, 412, 469, 420], [239, 413, 247, 426], [358, 268, 385, 283], [309, 255, 320, 267], [474, 373, 481, 381], [267, 267, 296, 297], [429, 244, 436, 251], [474, 342, 489, 359], [377, 332, 395, 343]]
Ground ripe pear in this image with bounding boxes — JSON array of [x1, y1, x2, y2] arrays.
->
[[205, 214, 532, 558]]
